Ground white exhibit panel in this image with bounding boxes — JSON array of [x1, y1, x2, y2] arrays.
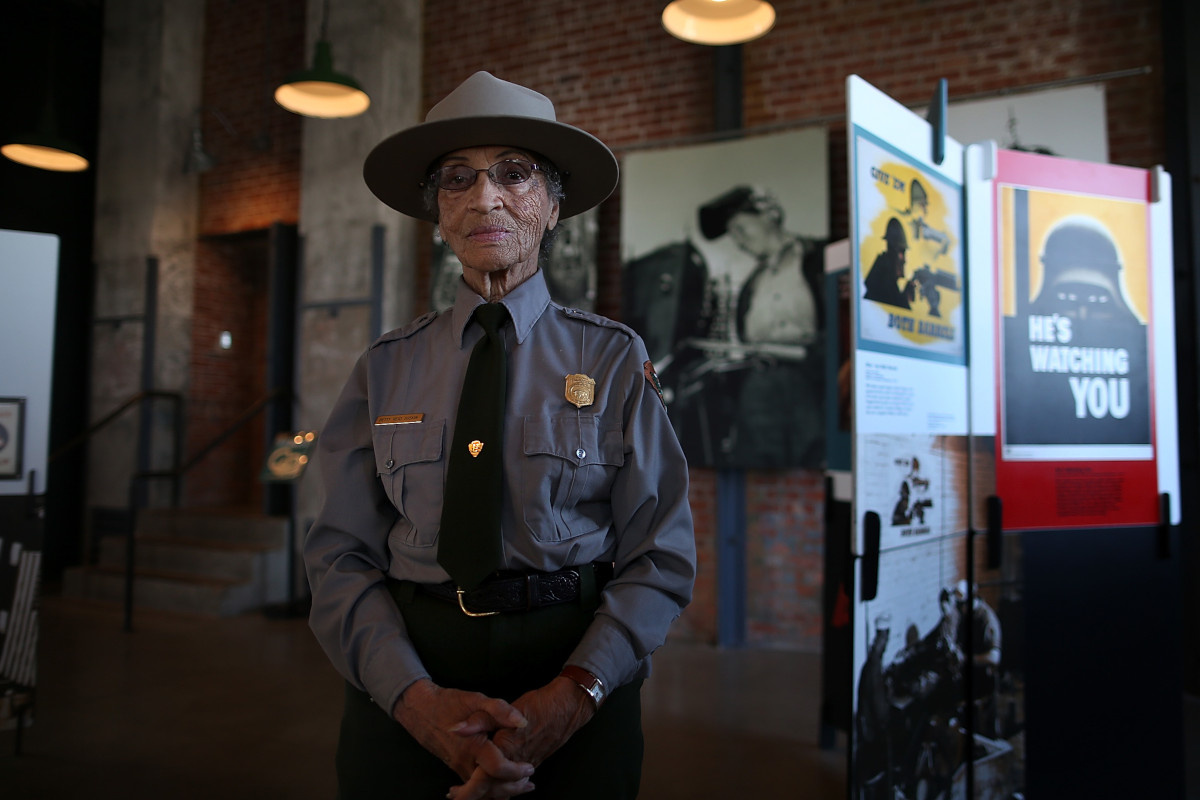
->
[[945, 83, 1109, 164], [1150, 166, 1181, 524], [846, 75, 969, 556], [965, 141, 999, 438], [0, 229, 59, 496]]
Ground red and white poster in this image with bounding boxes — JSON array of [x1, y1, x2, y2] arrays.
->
[[992, 150, 1160, 529]]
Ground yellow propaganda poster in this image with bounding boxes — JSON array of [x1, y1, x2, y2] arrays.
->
[[998, 186, 1151, 457], [854, 131, 965, 364], [992, 148, 1160, 530]]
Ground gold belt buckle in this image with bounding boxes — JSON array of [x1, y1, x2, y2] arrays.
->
[[456, 588, 499, 618]]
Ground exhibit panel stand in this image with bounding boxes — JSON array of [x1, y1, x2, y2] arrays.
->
[[834, 78, 1184, 798]]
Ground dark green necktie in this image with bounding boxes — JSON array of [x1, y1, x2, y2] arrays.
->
[[437, 302, 508, 590]]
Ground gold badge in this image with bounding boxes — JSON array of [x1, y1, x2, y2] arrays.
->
[[565, 374, 595, 408], [468, 440, 484, 458]]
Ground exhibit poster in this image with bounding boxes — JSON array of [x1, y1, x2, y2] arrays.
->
[[855, 130, 965, 366], [850, 96, 969, 450], [852, 531, 1025, 800], [620, 128, 829, 470], [848, 76, 969, 545], [991, 149, 1168, 529]]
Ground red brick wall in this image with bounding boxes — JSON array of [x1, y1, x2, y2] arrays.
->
[[185, 0, 304, 505], [673, 469, 718, 643], [198, 0, 303, 235], [421, 0, 1165, 650], [745, 470, 827, 645], [744, 0, 1164, 240], [186, 237, 270, 507]]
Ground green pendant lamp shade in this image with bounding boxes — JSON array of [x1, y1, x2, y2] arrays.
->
[[274, 39, 369, 119]]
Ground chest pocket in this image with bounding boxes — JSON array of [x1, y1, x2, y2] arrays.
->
[[522, 414, 624, 542], [373, 419, 446, 547]]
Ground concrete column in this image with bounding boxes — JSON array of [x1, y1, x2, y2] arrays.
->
[[293, 0, 423, 530], [89, 0, 205, 512]]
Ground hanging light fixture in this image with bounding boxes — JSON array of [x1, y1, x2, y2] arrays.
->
[[274, 0, 370, 119], [662, 0, 776, 45], [2, 131, 89, 172], [2, 28, 89, 172], [184, 125, 217, 174]]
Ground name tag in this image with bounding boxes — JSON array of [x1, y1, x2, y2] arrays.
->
[[375, 413, 424, 425]]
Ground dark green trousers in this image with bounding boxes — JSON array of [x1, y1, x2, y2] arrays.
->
[[335, 579, 643, 799]]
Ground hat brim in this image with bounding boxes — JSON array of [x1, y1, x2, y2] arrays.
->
[[363, 115, 619, 222]]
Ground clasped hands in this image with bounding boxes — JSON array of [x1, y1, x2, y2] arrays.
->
[[392, 676, 595, 799]]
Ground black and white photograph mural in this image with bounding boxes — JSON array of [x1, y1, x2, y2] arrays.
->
[[620, 129, 830, 469], [851, 431, 1026, 800], [431, 208, 599, 312], [854, 544, 1025, 800]]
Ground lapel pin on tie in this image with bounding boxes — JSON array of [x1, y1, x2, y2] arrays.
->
[[468, 440, 484, 458]]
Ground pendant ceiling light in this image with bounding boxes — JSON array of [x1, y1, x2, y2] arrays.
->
[[2, 131, 89, 172], [662, 0, 776, 45], [2, 29, 89, 172], [274, 0, 370, 119]]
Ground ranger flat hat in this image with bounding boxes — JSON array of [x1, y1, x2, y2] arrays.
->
[[363, 71, 619, 221]]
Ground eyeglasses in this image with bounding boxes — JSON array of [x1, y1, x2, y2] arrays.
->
[[429, 159, 544, 191]]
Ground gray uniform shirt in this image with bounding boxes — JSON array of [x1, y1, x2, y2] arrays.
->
[[304, 270, 697, 715]]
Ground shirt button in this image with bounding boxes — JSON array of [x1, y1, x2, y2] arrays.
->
[[385, 458, 394, 469], [576, 448, 586, 459]]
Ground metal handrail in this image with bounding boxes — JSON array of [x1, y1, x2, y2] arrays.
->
[[60, 387, 292, 630], [169, 387, 291, 478], [121, 385, 293, 630], [48, 390, 183, 465]]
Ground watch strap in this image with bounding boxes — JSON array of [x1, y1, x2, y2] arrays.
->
[[559, 665, 606, 708]]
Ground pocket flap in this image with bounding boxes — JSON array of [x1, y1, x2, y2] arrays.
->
[[523, 415, 624, 467], [373, 418, 445, 475]]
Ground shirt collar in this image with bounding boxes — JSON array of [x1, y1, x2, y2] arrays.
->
[[451, 269, 551, 348]]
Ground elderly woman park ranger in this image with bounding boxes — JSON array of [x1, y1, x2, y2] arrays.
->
[[304, 72, 697, 799]]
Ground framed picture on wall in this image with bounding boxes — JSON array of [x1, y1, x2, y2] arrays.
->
[[0, 397, 25, 480]]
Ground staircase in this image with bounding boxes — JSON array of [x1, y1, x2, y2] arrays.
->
[[63, 507, 291, 616]]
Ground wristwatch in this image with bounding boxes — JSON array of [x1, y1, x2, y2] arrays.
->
[[559, 665, 606, 709]]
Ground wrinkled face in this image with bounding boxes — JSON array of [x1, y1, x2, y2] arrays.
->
[[435, 146, 560, 282]]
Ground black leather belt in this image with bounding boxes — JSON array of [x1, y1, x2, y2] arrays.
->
[[419, 562, 614, 617]]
